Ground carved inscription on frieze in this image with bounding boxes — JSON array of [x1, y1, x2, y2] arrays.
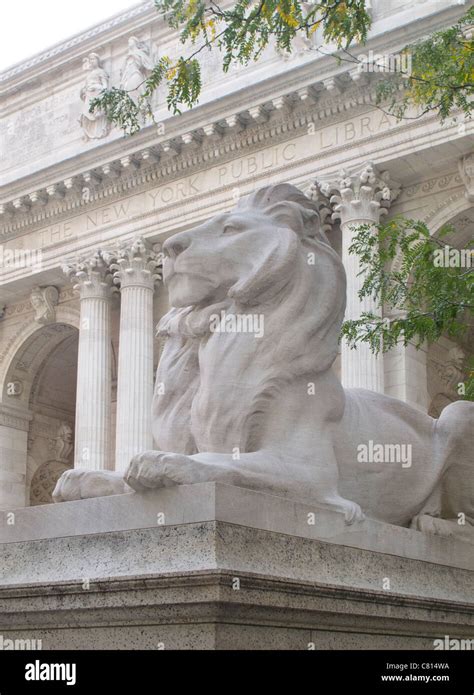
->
[[4, 108, 400, 256]]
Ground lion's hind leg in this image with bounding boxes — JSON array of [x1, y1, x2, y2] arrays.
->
[[412, 400, 474, 544], [411, 514, 474, 544], [425, 455, 474, 544], [439, 400, 474, 541]]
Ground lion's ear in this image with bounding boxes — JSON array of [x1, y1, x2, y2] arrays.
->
[[228, 227, 299, 305], [264, 202, 323, 241]]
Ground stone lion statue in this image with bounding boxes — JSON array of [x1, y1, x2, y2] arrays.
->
[[54, 184, 473, 542]]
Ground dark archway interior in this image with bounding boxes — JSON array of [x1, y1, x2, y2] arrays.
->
[[28, 329, 78, 506], [427, 206, 474, 416]]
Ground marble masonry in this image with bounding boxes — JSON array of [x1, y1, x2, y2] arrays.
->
[[0, 0, 473, 650]]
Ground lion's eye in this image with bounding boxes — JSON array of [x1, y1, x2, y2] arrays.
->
[[223, 224, 240, 235]]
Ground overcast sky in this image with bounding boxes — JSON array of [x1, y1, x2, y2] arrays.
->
[[0, 0, 143, 71]]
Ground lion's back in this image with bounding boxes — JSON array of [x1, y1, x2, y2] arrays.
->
[[335, 389, 440, 524]]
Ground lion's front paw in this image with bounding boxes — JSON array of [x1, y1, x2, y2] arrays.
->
[[53, 469, 82, 502], [124, 451, 190, 491], [319, 495, 365, 525], [53, 469, 131, 502], [125, 451, 217, 491], [341, 499, 365, 525]]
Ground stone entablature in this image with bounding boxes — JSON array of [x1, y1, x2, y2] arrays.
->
[[0, 71, 386, 225], [1, 109, 472, 291], [0, 0, 468, 193]]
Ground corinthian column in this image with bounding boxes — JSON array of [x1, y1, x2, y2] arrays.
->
[[112, 237, 161, 472], [63, 251, 115, 469], [313, 163, 400, 392]]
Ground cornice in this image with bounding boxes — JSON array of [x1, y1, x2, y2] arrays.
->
[[0, 72, 388, 239], [0, 0, 466, 197], [0, 50, 357, 196]]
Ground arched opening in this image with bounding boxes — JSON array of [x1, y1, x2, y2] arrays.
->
[[27, 330, 78, 505], [1, 321, 79, 507], [427, 206, 474, 416]]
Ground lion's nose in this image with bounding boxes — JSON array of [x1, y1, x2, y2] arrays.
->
[[163, 234, 191, 259]]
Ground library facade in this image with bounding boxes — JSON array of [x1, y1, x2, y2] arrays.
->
[[0, 0, 473, 510]]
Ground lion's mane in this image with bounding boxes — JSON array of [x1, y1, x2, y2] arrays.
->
[[154, 183, 346, 453]]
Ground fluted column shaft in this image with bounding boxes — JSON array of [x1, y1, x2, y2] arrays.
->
[[340, 217, 384, 392], [315, 163, 401, 392], [113, 238, 161, 471], [63, 252, 114, 470]]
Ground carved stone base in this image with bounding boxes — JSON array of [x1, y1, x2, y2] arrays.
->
[[0, 484, 472, 650]]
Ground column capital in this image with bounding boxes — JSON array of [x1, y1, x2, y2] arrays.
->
[[111, 236, 162, 291], [312, 162, 401, 228], [304, 182, 333, 234], [459, 152, 474, 202], [62, 250, 116, 300]]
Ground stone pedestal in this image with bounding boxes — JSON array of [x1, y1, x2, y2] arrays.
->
[[0, 484, 472, 650]]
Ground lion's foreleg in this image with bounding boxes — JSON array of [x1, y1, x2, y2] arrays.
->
[[125, 448, 364, 524], [125, 449, 286, 493], [190, 448, 364, 523], [289, 438, 364, 524]]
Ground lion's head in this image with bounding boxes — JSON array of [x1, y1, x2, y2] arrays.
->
[[160, 183, 346, 372], [162, 183, 337, 307]]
